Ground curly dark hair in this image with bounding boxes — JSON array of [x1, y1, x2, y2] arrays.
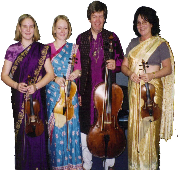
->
[[133, 6, 160, 37], [87, 1, 107, 22]]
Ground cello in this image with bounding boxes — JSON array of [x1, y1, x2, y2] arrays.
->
[[87, 35, 126, 158]]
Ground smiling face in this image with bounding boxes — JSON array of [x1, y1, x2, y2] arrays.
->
[[54, 19, 68, 41], [89, 11, 105, 35], [19, 18, 35, 41], [137, 15, 152, 39]]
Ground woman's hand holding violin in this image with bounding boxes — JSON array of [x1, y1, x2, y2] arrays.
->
[[130, 72, 154, 83], [130, 72, 140, 84], [140, 73, 154, 83], [68, 70, 81, 81], [27, 84, 38, 94], [17, 82, 28, 93], [54, 77, 66, 87]]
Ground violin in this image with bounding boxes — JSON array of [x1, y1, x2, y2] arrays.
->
[[53, 54, 77, 125], [87, 35, 126, 158], [25, 75, 44, 137], [140, 60, 161, 121], [53, 54, 78, 150]]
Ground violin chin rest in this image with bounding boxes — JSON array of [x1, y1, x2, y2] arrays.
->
[[143, 116, 154, 122], [54, 113, 66, 128]]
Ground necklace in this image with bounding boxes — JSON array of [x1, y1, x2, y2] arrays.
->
[[21, 41, 33, 49], [21, 42, 26, 49], [92, 37, 101, 63]]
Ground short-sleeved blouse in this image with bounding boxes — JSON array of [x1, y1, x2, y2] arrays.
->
[[5, 42, 50, 62], [125, 37, 170, 66]]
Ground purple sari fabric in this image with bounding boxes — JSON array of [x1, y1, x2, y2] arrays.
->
[[5, 42, 50, 170]]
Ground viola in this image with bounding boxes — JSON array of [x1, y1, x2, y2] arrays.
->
[[140, 60, 161, 121], [25, 75, 44, 137], [87, 35, 126, 158]]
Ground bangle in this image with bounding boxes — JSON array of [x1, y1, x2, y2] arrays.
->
[[53, 76, 57, 82], [33, 84, 38, 91], [152, 72, 156, 79], [36, 84, 38, 90]]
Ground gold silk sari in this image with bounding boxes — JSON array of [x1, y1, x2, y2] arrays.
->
[[127, 36, 174, 170]]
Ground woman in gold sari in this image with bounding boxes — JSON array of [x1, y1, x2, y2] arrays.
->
[[121, 6, 174, 170]]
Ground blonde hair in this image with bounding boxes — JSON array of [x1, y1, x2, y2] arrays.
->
[[14, 14, 40, 41], [52, 15, 72, 39]]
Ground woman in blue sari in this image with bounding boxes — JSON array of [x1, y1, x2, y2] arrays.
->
[[1, 14, 54, 170], [46, 15, 82, 170]]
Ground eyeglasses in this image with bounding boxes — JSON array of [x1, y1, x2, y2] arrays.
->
[[137, 21, 148, 26]]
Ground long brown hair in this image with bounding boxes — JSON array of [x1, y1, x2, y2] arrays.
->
[[14, 14, 40, 41]]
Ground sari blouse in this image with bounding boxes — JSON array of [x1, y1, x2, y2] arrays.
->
[[5, 41, 50, 62]]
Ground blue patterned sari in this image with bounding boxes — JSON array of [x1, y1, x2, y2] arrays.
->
[[46, 43, 82, 170]]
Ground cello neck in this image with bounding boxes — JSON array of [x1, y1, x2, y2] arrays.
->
[[106, 68, 112, 114], [105, 35, 114, 116]]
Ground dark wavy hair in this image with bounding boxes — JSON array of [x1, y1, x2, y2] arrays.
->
[[87, 1, 107, 22], [133, 6, 160, 37]]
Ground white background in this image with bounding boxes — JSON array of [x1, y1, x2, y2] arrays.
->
[[0, 0, 177, 169]]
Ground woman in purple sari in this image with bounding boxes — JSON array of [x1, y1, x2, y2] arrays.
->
[[1, 14, 54, 170]]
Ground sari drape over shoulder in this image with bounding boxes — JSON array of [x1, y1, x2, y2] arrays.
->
[[127, 36, 174, 170], [9, 42, 50, 170], [46, 42, 82, 170]]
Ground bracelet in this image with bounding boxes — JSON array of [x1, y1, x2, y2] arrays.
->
[[33, 84, 38, 91], [152, 72, 156, 79], [36, 84, 38, 90]]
